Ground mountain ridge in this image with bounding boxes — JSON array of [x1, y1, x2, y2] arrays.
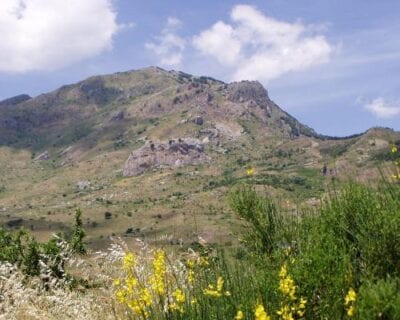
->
[[0, 66, 399, 248], [0, 66, 396, 142]]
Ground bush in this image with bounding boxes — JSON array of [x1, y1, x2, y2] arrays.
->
[[71, 208, 86, 254], [105, 211, 112, 219], [0, 209, 87, 279], [356, 278, 400, 319], [0, 228, 70, 279], [229, 185, 282, 254], [321, 183, 400, 279], [228, 181, 400, 319]]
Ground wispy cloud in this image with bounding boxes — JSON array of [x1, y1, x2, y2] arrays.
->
[[0, 0, 120, 73], [145, 17, 186, 67], [192, 4, 332, 83], [365, 98, 400, 118]]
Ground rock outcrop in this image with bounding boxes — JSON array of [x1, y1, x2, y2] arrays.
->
[[227, 81, 270, 106], [123, 139, 210, 176], [76, 180, 91, 190], [34, 151, 49, 161]]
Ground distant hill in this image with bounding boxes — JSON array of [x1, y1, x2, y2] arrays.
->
[[0, 66, 399, 248]]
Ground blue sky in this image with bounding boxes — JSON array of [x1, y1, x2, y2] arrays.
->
[[1, 0, 399, 136]]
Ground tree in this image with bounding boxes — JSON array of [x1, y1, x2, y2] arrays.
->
[[71, 208, 86, 254]]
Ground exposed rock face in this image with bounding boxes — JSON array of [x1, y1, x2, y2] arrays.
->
[[76, 180, 91, 190], [227, 81, 270, 106], [109, 110, 125, 122], [123, 139, 210, 176], [34, 151, 49, 161]]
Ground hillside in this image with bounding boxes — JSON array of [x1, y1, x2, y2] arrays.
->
[[0, 66, 399, 248]]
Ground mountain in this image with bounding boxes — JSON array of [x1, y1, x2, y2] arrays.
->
[[0, 67, 399, 248]]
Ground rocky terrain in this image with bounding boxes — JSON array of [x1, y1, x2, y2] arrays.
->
[[123, 139, 210, 177], [0, 66, 399, 248]]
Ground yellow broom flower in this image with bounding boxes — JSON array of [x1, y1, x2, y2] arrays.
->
[[235, 309, 244, 320], [255, 303, 271, 320]]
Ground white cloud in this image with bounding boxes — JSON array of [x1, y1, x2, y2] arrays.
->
[[365, 98, 400, 118], [192, 21, 241, 66], [193, 4, 332, 82], [145, 17, 186, 67], [0, 0, 119, 73]]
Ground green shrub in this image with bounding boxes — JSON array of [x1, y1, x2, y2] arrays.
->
[[23, 238, 41, 276], [0, 209, 86, 279], [322, 183, 400, 279], [228, 181, 400, 319], [0, 228, 26, 264], [356, 278, 400, 319], [229, 185, 282, 254], [71, 208, 86, 254]]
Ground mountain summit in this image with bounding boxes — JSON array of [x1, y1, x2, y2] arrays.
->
[[0, 67, 398, 247], [0, 67, 319, 150]]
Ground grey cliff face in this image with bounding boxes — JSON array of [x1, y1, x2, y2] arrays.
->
[[123, 139, 210, 176], [227, 81, 270, 106]]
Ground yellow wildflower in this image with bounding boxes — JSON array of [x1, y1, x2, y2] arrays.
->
[[347, 305, 355, 317], [344, 288, 357, 317], [113, 278, 121, 286], [115, 289, 127, 303], [150, 249, 166, 296], [344, 288, 356, 305], [392, 146, 398, 153], [255, 303, 271, 320], [123, 252, 135, 270], [170, 288, 186, 313], [235, 309, 244, 320], [128, 297, 150, 318], [279, 276, 296, 300], [298, 297, 307, 310], [198, 256, 209, 267], [140, 288, 152, 307], [187, 258, 195, 269], [277, 305, 294, 320], [217, 277, 224, 291], [279, 264, 288, 278], [246, 168, 255, 176], [277, 263, 306, 318], [297, 309, 305, 317], [188, 269, 195, 284], [203, 286, 222, 298], [128, 300, 142, 315], [173, 288, 185, 304], [203, 276, 230, 297], [279, 264, 297, 300], [126, 274, 138, 291]]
